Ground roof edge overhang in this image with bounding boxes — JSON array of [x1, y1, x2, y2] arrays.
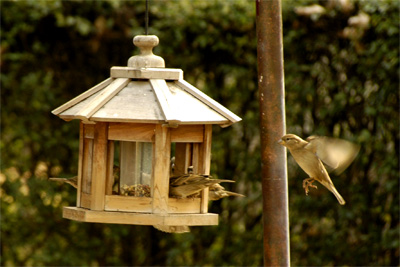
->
[[52, 67, 242, 128]]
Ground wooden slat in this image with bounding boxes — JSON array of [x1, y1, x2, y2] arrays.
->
[[168, 198, 201, 213], [108, 123, 155, 142], [171, 125, 204, 143], [63, 207, 218, 225], [109, 123, 203, 142], [150, 79, 181, 126], [161, 213, 218, 226], [76, 122, 84, 207], [176, 80, 242, 125], [90, 81, 164, 123], [104, 196, 201, 214], [76, 78, 130, 120], [80, 192, 91, 209], [52, 78, 113, 115], [84, 124, 95, 139], [64, 206, 160, 225], [151, 125, 170, 214], [111, 67, 183, 80], [174, 143, 192, 176], [199, 125, 212, 213], [105, 195, 152, 213], [90, 122, 108, 210]]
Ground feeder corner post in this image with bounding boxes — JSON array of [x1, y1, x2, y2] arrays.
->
[[256, 0, 290, 266]]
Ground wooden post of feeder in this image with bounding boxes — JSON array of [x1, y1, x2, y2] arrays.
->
[[199, 124, 212, 213], [91, 122, 108, 210], [256, 0, 290, 266], [152, 124, 171, 214]]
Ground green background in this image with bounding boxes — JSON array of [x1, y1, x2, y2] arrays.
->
[[1, 0, 398, 266]]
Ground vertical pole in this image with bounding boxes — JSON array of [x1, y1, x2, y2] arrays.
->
[[256, 0, 290, 266]]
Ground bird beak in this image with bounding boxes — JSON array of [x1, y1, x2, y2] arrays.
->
[[278, 139, 284, 145]]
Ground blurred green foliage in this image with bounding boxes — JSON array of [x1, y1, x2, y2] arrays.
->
[[1, 0, 398, 266]]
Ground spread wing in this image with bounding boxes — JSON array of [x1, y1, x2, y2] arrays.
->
[[306, 135, 360, 175]]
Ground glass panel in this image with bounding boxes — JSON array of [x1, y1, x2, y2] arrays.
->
[[173, 143, 193, 176], [119, 141, 152, 197]]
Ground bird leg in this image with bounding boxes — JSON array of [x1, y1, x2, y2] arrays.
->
[[302, 177, 318, 195]]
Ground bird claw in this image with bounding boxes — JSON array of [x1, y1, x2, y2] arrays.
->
[[302, 178, 318, 195]]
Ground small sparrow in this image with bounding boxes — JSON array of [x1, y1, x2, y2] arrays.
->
[[169, 173, 235, 198], [49, 176, 78, 188], [208, 183, 245, 201], [278, 134, 360, 205]]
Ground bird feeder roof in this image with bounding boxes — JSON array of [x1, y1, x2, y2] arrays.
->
[[52, 35, 241, 127]]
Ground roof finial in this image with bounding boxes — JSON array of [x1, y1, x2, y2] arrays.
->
[[128, 35, 165, 69]]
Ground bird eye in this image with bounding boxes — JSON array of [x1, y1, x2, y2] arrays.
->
[[285, 137, 291, 141]]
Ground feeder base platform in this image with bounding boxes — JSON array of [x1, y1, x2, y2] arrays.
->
[[63, 207, 218, 226]]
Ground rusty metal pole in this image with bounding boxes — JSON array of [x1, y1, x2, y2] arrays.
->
[[256, 0, 290, 266]]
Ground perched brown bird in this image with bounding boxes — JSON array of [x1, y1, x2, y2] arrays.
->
[[157, 173, 243, 233], [208, 183, 245, 201], [49, 176, 78, 188], [278, 134, 360, 205], [169, 173, 235, 198]]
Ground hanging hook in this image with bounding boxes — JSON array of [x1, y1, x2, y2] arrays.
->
[[145, 0, 149, 35]]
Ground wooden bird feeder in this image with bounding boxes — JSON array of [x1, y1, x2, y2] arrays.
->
[[52, 35, 241, 228]]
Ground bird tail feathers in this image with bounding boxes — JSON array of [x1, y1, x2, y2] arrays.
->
[[320, 180, 346, 205]]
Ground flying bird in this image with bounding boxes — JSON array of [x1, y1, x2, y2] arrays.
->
[[278, 134, 360, 205]]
